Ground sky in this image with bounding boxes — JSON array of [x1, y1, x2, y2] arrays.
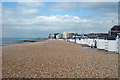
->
[[2, 2, 118, 38]]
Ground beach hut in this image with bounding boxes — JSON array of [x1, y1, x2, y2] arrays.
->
[[80, 38, 87, 45], [76, 38, 81, 44], [72, 39, 75, 43], [104, 36, 117, 52], [106, 40, 117, 52], [86, 39, 95, 47], [116, 34, 120, 53], [97, 39, 106, 50], [68, 39, 71, 42], [68, 39, 73, 42]]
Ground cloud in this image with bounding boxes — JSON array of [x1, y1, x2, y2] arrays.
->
[[2, 7, 39, 18], [2, 2, 118, 38], [2, 0, 119, 2], [21, 8, 39, 14], [79, 2, 118, 17], [18, 2, 45, 8], [49, 2, 80, 12], [3, 15, 91, 26], [3, 14, 117, 33]]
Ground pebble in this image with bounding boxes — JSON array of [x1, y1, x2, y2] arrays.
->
[[2, 40, 118, 78]]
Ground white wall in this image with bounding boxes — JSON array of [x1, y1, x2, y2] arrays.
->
[[97, 39, 117, 52], [116, 35, 120, 53], [67, 37, 119, 53], [86, 39, 95, 46], [107, 40, 117, 52], [118, 37, 120, 53], [97, 39, 106, 49], [76, 39, 81, 44]]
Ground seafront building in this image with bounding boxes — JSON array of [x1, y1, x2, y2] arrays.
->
[[49, 32, 75, 39], [48, 25, 120, 40], [56, 33, 63, 39], [49, 33, 63, 39], [109, 25, 120, 37], [48, 25, 120, 53], [63, 32, 69, 39], [67, 33, 74, 39]]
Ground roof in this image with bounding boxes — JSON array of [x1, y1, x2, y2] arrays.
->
[[87, 33, 109, 39], [97, 35, 116, 40], [111, 25, 120, 30], [106, 36, 116, 40]]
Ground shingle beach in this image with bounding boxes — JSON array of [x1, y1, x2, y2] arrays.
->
[[2, 40, 118, 78]]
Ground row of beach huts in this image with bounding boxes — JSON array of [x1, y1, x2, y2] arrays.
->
[[48, 25, 120, 54]]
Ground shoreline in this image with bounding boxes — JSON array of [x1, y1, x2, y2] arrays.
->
[[2, 39, 48, 46], [20, 39, 48, 42]]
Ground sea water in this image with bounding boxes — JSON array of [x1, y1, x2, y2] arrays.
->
[[2, 38, 37, 46]]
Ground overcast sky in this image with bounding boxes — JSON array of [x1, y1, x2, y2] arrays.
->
[[2, 2, 118, 38]]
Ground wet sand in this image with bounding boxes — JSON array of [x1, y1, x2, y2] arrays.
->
[[2, 40, 118, 78]]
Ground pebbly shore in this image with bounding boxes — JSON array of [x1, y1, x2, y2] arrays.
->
[[2, 40, 118, 78]]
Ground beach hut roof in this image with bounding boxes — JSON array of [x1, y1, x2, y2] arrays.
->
[[106, 36, 116, 40], [97, 35, 116, 40]]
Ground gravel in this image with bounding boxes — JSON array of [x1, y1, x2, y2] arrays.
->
[[2, 40, 118, 78]]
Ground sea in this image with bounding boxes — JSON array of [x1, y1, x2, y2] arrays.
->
[[1, 37, 46, 46]]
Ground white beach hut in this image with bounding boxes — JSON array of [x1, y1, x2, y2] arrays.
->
[[116, 34, 120, 53], [97, 39, 106, 50], [107, 40, 117, 52], [81, 38, 87, 45], [68, 39, 75, 43], [76, 39, 81, 44], [69, 39, 73, 42], [72, 39, 76, 43], [104, 36, 117, 52], [86, 39, 95, 47]]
